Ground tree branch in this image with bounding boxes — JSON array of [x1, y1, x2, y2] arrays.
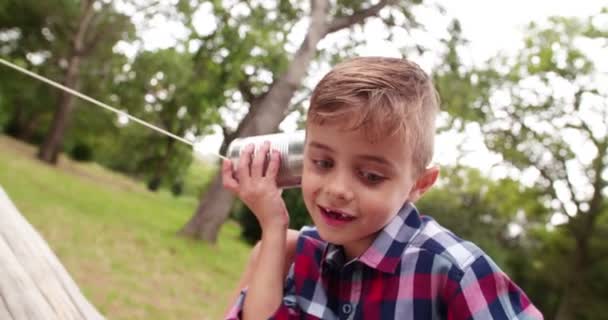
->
[[518, 120, 582, 211], [286, 88, 312, 114], [326, 0, 396, 34], [73, 0, 96, 57], [497, 125, 575, 231], [565, 122, 599, 146], [238, 78, 257, 105], [567, 88, 601, 146]]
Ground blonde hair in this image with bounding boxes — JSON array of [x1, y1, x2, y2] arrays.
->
[[308, 57, 440, 174]]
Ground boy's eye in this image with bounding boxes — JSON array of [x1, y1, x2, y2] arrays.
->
[[359, 171, 385, 184], [313, 159, 332, 169]]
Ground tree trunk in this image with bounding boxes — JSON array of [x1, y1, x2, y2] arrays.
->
[[180, 0, 394, 242], [554, 235, 588, 320], [37, 65, 79, 163], [38, 0, 95, 164], [555, 140, 605, 320], [179, 174, 236, 241], [148, 136, 175, 191]]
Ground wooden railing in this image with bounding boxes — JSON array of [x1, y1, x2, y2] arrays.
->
[[0, 186, 104, 319]]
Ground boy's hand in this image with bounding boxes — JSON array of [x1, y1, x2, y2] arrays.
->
[[223, 141, 290, 320], [222, 141, 289, 230]]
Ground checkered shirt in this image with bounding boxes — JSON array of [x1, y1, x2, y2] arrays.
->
[[226, 202, 543, 319]]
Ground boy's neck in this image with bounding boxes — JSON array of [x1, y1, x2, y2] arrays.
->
[[341, 231, 380, 261]]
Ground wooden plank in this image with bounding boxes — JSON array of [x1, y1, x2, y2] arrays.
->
[[0, 291, 16, 320], [0, 186, 105, 320]]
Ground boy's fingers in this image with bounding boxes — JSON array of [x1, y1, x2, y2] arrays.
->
[[221, 159, 239, 192], [238, 143, 254, 181], [251, 141, 270, 178], [264, 150, 281, 181]]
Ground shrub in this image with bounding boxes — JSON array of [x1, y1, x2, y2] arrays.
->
[[70, 143, 93, 162], [147, 177, 161, 191], [171, 181, 183, 196], [235, 188, 312, 245]]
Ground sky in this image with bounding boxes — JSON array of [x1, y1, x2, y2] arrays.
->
[[438, 0, 605, 62]]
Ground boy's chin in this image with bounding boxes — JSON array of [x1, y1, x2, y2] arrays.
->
[[315, 227, 355, 246], [316, 230, 340, 244]]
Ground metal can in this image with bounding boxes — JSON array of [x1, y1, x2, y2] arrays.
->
[[226, 130, 305, 188]]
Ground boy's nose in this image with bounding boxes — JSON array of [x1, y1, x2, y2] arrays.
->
[[324, 171, 354, 203]]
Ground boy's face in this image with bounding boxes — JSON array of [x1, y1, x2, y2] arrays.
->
[[301, 121, 436, 259]]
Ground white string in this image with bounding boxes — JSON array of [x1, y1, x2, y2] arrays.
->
[[0, 57, 228, 160]]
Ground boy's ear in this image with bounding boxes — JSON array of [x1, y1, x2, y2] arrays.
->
[[408, 165, 439, 202]]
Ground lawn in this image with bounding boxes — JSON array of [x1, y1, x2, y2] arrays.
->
[[0, 135, 251, 320]]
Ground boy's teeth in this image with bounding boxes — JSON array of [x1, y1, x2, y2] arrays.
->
[[324, 207, 353, 220]]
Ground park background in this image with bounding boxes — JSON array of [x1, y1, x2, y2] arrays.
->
[[0, 0, 607, 319]]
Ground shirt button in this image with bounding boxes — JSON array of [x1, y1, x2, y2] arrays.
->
[[342, 303, 352, 315]]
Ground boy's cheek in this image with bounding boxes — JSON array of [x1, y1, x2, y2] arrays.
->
[[300, 186, 317, 217], [300, 173, 320, 203]]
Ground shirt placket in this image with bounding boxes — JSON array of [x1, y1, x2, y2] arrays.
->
[[339, 264, 362, 320]]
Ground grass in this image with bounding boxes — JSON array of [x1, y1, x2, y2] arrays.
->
[[0, 135, 251, 320]]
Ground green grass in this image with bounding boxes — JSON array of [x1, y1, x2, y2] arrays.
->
[[0, 136, 251, 320]]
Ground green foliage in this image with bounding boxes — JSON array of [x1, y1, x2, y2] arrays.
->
[[170, 180, 184, 197], [181, 159, 217, 198], [235, 188, 312, 245], [90, 48, 218, 190], [0, 58, 58, 144], [69, 142, 93, 162], [418, 166, 548, 270], [433, 20, 496, 130], [0, 0, 135, 154], [439, 11, 608, 319]]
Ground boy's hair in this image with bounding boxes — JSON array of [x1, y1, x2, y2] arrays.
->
[[308, 57, 440, 175]]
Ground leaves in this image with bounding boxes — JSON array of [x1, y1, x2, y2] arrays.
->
[[440, 10, 608, 319]]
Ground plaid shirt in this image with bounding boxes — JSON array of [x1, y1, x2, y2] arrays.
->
[[226, 203, 543, 319]]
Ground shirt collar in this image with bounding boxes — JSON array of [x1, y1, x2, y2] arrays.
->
[[322, 202, 423, 274]]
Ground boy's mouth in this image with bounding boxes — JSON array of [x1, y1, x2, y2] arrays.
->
[[318, 205, 356, 222]]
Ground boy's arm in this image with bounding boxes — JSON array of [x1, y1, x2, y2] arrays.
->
[[224, 229, 299, 317], [226, 256, 300, 320], [221, 141, 294, 320], [445, 255, 543, 320], [243, 223, 287, 319]]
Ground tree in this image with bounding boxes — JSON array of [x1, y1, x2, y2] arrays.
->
[[0, 1, 65, 142], [179, 0, 442, 242], [0, 0, 134, 164], [37, 1, 135, 164], [418, 166, 548, 266], [111, 48, 220, 190], [0, 61, 56, 143], [444, 13, 608, 319]]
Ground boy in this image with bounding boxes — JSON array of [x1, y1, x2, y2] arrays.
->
[[222, 57, 542, 319]]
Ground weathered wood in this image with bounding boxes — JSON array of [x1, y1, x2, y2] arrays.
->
[[0, 186, 104, 320]]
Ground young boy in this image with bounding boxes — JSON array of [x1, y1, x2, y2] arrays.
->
[[221, 57, 542, 320]]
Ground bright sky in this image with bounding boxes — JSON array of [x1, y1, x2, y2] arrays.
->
[[439, 0, 605, 61]]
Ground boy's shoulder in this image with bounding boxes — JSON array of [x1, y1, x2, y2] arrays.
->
[[297, 225, 325, 251], [410, 215, 487, 271], [296, 217, 490, 274]]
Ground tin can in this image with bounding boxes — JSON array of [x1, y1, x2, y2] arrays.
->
[[226, 130, 305, 188]]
